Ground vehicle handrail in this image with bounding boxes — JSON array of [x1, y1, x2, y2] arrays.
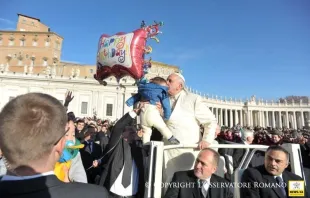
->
[[146, 142, 304, 198], [217, 139, 238, 144], [242, 148, 267, 168], [163, 144, 269, 150], [238, 148, 250, 170]]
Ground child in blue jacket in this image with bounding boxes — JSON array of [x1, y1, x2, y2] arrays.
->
[[126, 77, 180, 144]]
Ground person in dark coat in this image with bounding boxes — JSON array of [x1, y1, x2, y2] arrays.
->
[[0, 93, 108, 198], [99, 107, 146, 198], [80, 126, 102, 184], [241, 145, 307, 198], [164, 148, 233, 198]]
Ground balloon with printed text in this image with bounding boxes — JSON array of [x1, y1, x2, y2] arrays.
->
[[94, 21, 164, 83]]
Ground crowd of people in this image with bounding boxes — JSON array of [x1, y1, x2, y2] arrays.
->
[[217, 125, 310, 145], [0, 72, 309, 198]]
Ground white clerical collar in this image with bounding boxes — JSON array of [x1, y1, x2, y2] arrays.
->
[[1, 171, 55, 181], [170, 90, 183, 100]]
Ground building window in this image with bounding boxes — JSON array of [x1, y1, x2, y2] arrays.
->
[[31, 59, 35, 67], [45, 41, 50, 47], [32, 41, 37, 46], [18, 60, 23, 66], [106, 104, 113, 116], [43, 60, 48, 66], [81, 102, 88, 114], [20, 40, 25, 46], [90, 69, 93, 73], [9, 40, 14, 46], [42, 57, 48, 66]]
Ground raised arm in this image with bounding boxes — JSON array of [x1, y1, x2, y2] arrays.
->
[[126, 93, 141, 107], [63, 91, 74, 112], [105, 106, 142, 152], [105, 112, 135, 152]]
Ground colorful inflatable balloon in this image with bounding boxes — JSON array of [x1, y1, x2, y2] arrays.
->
[[94, 21, 163, 83]]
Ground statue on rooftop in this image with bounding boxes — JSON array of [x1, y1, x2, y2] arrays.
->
[[250, 95, 256, 102]]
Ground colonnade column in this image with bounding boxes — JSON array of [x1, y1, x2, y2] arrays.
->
[[234, 110, 238, 125], [220, 109, 223, 126], [247, 110, 250, 127], [301, 111, 304, 127], [266, 111, 269, 127], [225, 109, 228, 126], [240, 110, 243, 126], [262, 111, 265, 127], [250, 110, 253, 126], [278, 111, 282, 129], [261, 111, 265, 127], [208, 105, 309, 129], [272, 111, 276, 128], [216, 108, 219, 124], [293, 111, 297, 129], [286, 111, 289, 128], [230, 109, 233, 127]]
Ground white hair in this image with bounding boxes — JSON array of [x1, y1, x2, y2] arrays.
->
[[241, 129, 254, 141]]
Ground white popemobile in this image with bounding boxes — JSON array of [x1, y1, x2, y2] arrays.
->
[[144, 142, 306, 198]]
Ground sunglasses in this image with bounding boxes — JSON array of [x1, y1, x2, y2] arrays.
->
[[54, 127, 70, 145]]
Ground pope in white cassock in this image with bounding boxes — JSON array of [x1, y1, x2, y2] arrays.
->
[[161, 73, 217, 194]]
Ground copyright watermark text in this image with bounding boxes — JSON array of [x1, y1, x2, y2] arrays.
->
[[145, 181, 287, 189]]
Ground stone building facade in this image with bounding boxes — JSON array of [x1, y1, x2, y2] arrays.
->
[[0, 14, 62, 73], [0, 14, 309, 128]]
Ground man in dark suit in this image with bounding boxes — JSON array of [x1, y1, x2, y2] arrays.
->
[[0, 93, 108, 198], [164, 148, 233, 198], [99, 107, 145, 198], [241, 145, 307, 198], [75, 118, 86, 141], [80, 126, 102, 184], [95, 123, 110, 152]]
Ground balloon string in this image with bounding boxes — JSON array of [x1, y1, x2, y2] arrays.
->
[[86, 135, 123, 171]]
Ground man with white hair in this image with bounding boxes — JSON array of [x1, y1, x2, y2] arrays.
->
[[165, 73, 217, 147], [241, 129, 254, 144], [161, 72, 217, 192], [232, 129, 254, 170]]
